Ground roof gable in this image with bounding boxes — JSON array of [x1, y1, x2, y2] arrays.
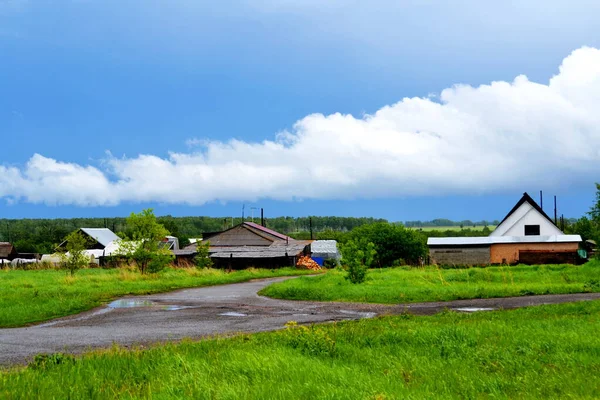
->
[[80, 228, 120, 248], [490, 193, 563, 237], [0, 242, 16, 259]]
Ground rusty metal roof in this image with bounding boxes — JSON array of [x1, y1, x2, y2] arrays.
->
[[243, 222, 292, 241], [0, 242, 16, 259]]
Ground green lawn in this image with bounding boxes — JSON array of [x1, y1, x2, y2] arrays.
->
[[1, 301, 599, 398], [260, 261, 600, 304], [0, 267, 314, 328]]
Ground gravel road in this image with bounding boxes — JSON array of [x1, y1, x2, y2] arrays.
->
[[1, 276, 599, 366]]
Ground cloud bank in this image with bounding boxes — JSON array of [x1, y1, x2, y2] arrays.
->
[[2, 47, 600, 206]]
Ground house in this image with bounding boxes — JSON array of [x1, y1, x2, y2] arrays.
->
[[175, 222, 312, 268], [0, 242, 17, 261], [428, 193, 582, 265], [58, 228, 120, 250]]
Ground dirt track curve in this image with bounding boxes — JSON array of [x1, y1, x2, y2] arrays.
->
[[1, 276, 599, 366]]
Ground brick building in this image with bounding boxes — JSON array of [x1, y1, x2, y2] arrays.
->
[[428, 193, 582, 265]]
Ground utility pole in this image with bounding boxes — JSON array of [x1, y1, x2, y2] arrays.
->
[[250, 207, 258, 223]]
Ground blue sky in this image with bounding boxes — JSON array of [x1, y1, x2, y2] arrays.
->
[[1, 0, 600, 222]]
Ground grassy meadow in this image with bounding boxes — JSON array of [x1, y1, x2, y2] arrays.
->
[[1, 301, 599, 398], [260, 261, 600, 304], [0, 267, 315, 328]]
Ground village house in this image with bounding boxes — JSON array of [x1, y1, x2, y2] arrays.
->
[[176, 221, 325, 269], [428, 193, 583, 265], [0, 242, 17, 261]]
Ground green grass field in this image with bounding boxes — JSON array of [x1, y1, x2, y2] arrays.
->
[[0, 267, 315, 328], [260, 261, 600, 304], [1, 301, 599, 398]]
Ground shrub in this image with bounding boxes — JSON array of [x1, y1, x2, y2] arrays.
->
[[195, 241, 213, 269], [341, 240, 376, 284]]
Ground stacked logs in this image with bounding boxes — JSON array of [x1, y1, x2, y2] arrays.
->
[[296, 256, 322, 271]]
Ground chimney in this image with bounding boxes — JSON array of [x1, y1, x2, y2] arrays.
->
[[540, 190, 543, 210], [554, 196, 558, 225], [261, 208, 265, 227]]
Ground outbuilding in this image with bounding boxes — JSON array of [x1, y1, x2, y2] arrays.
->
[[428, 193, 582, 265]]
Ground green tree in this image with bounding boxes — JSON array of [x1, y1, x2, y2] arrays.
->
[[341, 240, 376, 284], [346, 223, 427, 267], [195, 241, 213, 269], [118, 209, 174, 274], [57, 231, 91, 276]]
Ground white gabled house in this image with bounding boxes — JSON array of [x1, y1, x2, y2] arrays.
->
[[428, 193, 582, 265]]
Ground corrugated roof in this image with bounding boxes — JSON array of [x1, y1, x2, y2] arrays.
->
[[310, 240, 339, 254], [428, 235, 582, 246], [243, 222, 292, 241], [209, 240, 311, 259], [80, 228, 120, 247], [0, 242, 16, 258]]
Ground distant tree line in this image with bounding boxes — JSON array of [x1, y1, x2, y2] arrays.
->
[[0, 216, 387, 254], [404, 219, 500, 228]]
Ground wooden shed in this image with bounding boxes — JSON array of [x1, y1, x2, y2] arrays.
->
[[0, 242, 17, 261]]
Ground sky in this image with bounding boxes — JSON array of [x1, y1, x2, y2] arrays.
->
[[1, 0, 600, 222]]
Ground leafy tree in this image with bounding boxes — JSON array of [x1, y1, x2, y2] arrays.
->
[[341, 240, 376, 284], [57, 231, 91, 276], [118, 209, 174, 274], [195, 241, 213, 269], [346, 223, 427, 267]]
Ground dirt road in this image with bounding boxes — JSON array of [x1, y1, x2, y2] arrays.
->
[[1, 276, 599, 366]]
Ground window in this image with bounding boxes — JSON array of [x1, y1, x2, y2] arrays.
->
[[524, 225, 540, 236]]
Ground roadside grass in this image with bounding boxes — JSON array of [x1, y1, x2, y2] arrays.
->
[[0, 267, 314, 328], [1, 301, 599, 398], [260, 261, 600, 304]]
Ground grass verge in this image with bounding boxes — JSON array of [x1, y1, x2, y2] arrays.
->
[[0, 267, 314, 328], [259, 261, 600, 304], [1, 301, 599, 398]]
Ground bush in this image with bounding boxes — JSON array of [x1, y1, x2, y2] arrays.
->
[[323, 258, 339, 269], [346, 223, 427, 267], [195, 241, 213, 269], [341, 240, 376, 284]]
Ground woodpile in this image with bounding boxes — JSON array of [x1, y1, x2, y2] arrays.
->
[[296, 256, 322, 271]]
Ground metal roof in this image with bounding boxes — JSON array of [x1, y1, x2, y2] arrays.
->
[[0, 242, 16, 258], [209, 240, 311, 259], [80, 228, 120, 247], [310, 240, 339, 254], [428, 235, 582, 246], [243, 222, 293, 241]]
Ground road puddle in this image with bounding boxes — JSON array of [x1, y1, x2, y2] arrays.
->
[[163, 305, 195, 311], [454, 307, 495, 312], [108, 300, 154, 308], [339, 310, 377, 319], [219, 312, 248, 317]]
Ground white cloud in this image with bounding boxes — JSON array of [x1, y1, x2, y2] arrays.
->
[[2, 47, 600, 207]]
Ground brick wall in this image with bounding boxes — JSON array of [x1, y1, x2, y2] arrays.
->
[[429, 247, 490, 266], [490, 242, 579, 264]]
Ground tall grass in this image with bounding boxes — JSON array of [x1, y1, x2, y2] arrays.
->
[[1, 301, 599, 398], [260, 260, 600, 303], [0, 267, 314, 328]]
